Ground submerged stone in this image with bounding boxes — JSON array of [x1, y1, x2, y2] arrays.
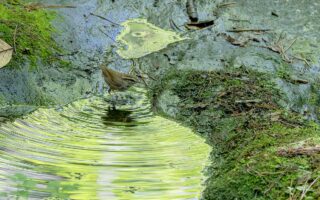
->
[[116, 18, 187, 59]]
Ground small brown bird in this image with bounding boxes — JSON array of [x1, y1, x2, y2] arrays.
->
[[100, 64, 137, 93]]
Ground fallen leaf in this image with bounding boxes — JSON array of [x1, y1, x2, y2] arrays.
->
[[219, 33, 249, 47], [0, 39, 13, 68], [185, 20, 214, 30]]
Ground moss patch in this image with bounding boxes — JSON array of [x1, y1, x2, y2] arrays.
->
[[149, 68, 320, 199], [0, 0, 61, 69]]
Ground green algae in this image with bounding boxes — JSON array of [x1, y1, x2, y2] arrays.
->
[[0, 0, 61, 69], [116, 18, 187, 59], [148, 68, 320, 200]]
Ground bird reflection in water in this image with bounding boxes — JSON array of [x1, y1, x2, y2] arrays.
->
[[101, 107, 136, 126]]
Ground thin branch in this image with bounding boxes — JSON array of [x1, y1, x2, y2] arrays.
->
[[227, 28, 271, 33], [292, 55, 311, 67], [228, 18, 250, 22], [299, 176, 320, 200], [169, 18, 182, 32], [289, 179, 294, 200], [276, 31, 285, 44], [235, 99, 262, 104], [24, 3, 76, 11], [277, 146, 320, 157], [90, 13, 120, 26], [218, 2, 237, 8], [44, 5, 76, 9], [284, 37, 298, 52], [98, 28, 117, 43]]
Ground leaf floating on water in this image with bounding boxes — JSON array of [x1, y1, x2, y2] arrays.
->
[[116, 18, 188, 59], [0, 39, 13, 68]]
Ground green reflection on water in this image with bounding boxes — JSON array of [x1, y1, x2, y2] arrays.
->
[[0, 89, 210, 199]]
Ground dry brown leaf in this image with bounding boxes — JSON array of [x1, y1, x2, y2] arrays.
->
[[0, 39, 13, 68], [185, 20, 214, 30]]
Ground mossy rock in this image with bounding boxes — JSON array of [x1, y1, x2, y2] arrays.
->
[[148, 68, 320, 199], [0, 0, 61, 69]]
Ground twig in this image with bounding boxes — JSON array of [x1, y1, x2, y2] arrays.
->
[[277, 146, 320, 157], [292, 55, 311, 67], [284, 37, 298, 52], [276, 31, 285, 44], [135, 72, 149, 88], [235, 99, 262, 104], [219, 33, 249, 47], [299, 176, 320, 200], [278, 118, 302, 128], [218, 2, 237, 8], [130, 60, 149, 88], [289, 77, 309, 84], [98, 28, 117, 43], [169, 18, 182, 32], [13, 25, 18, 53], [227, 28, 271, 33], [90, 13, 120, 26], [260, 33, 295, 63], [56, 50, 79, 57], [41, 5, 76, 9], [228, 18, 250, 22], [289, 179, 296, 200], [24, 3, 76, 11]]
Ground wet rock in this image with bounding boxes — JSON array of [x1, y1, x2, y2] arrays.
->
[[0, 0, 319, 199], [156, 90, 180, 118]]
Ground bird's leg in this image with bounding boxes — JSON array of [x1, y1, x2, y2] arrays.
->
[[129, 59, 136, 74], [114, 93, 120, 102], [111, 102, 116, 109], [108, 104, 116, 110], [109, 93, 117, 109]]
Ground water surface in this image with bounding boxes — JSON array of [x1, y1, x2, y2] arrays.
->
[[0, 89, 210, 199]]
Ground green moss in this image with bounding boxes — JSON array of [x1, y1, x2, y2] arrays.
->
[[204, 121, 320, 200], [0, 0, 61, 69], [276, 62, 291, 80], [149, 68, 320, 199]]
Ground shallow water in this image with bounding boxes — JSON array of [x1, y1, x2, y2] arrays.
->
[[0, 89, 210, 200]]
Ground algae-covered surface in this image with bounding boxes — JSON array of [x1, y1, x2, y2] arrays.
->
[[116, 18, 187, 59]]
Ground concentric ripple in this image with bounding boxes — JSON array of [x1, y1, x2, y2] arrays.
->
[[0, 88, 210, 200]]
